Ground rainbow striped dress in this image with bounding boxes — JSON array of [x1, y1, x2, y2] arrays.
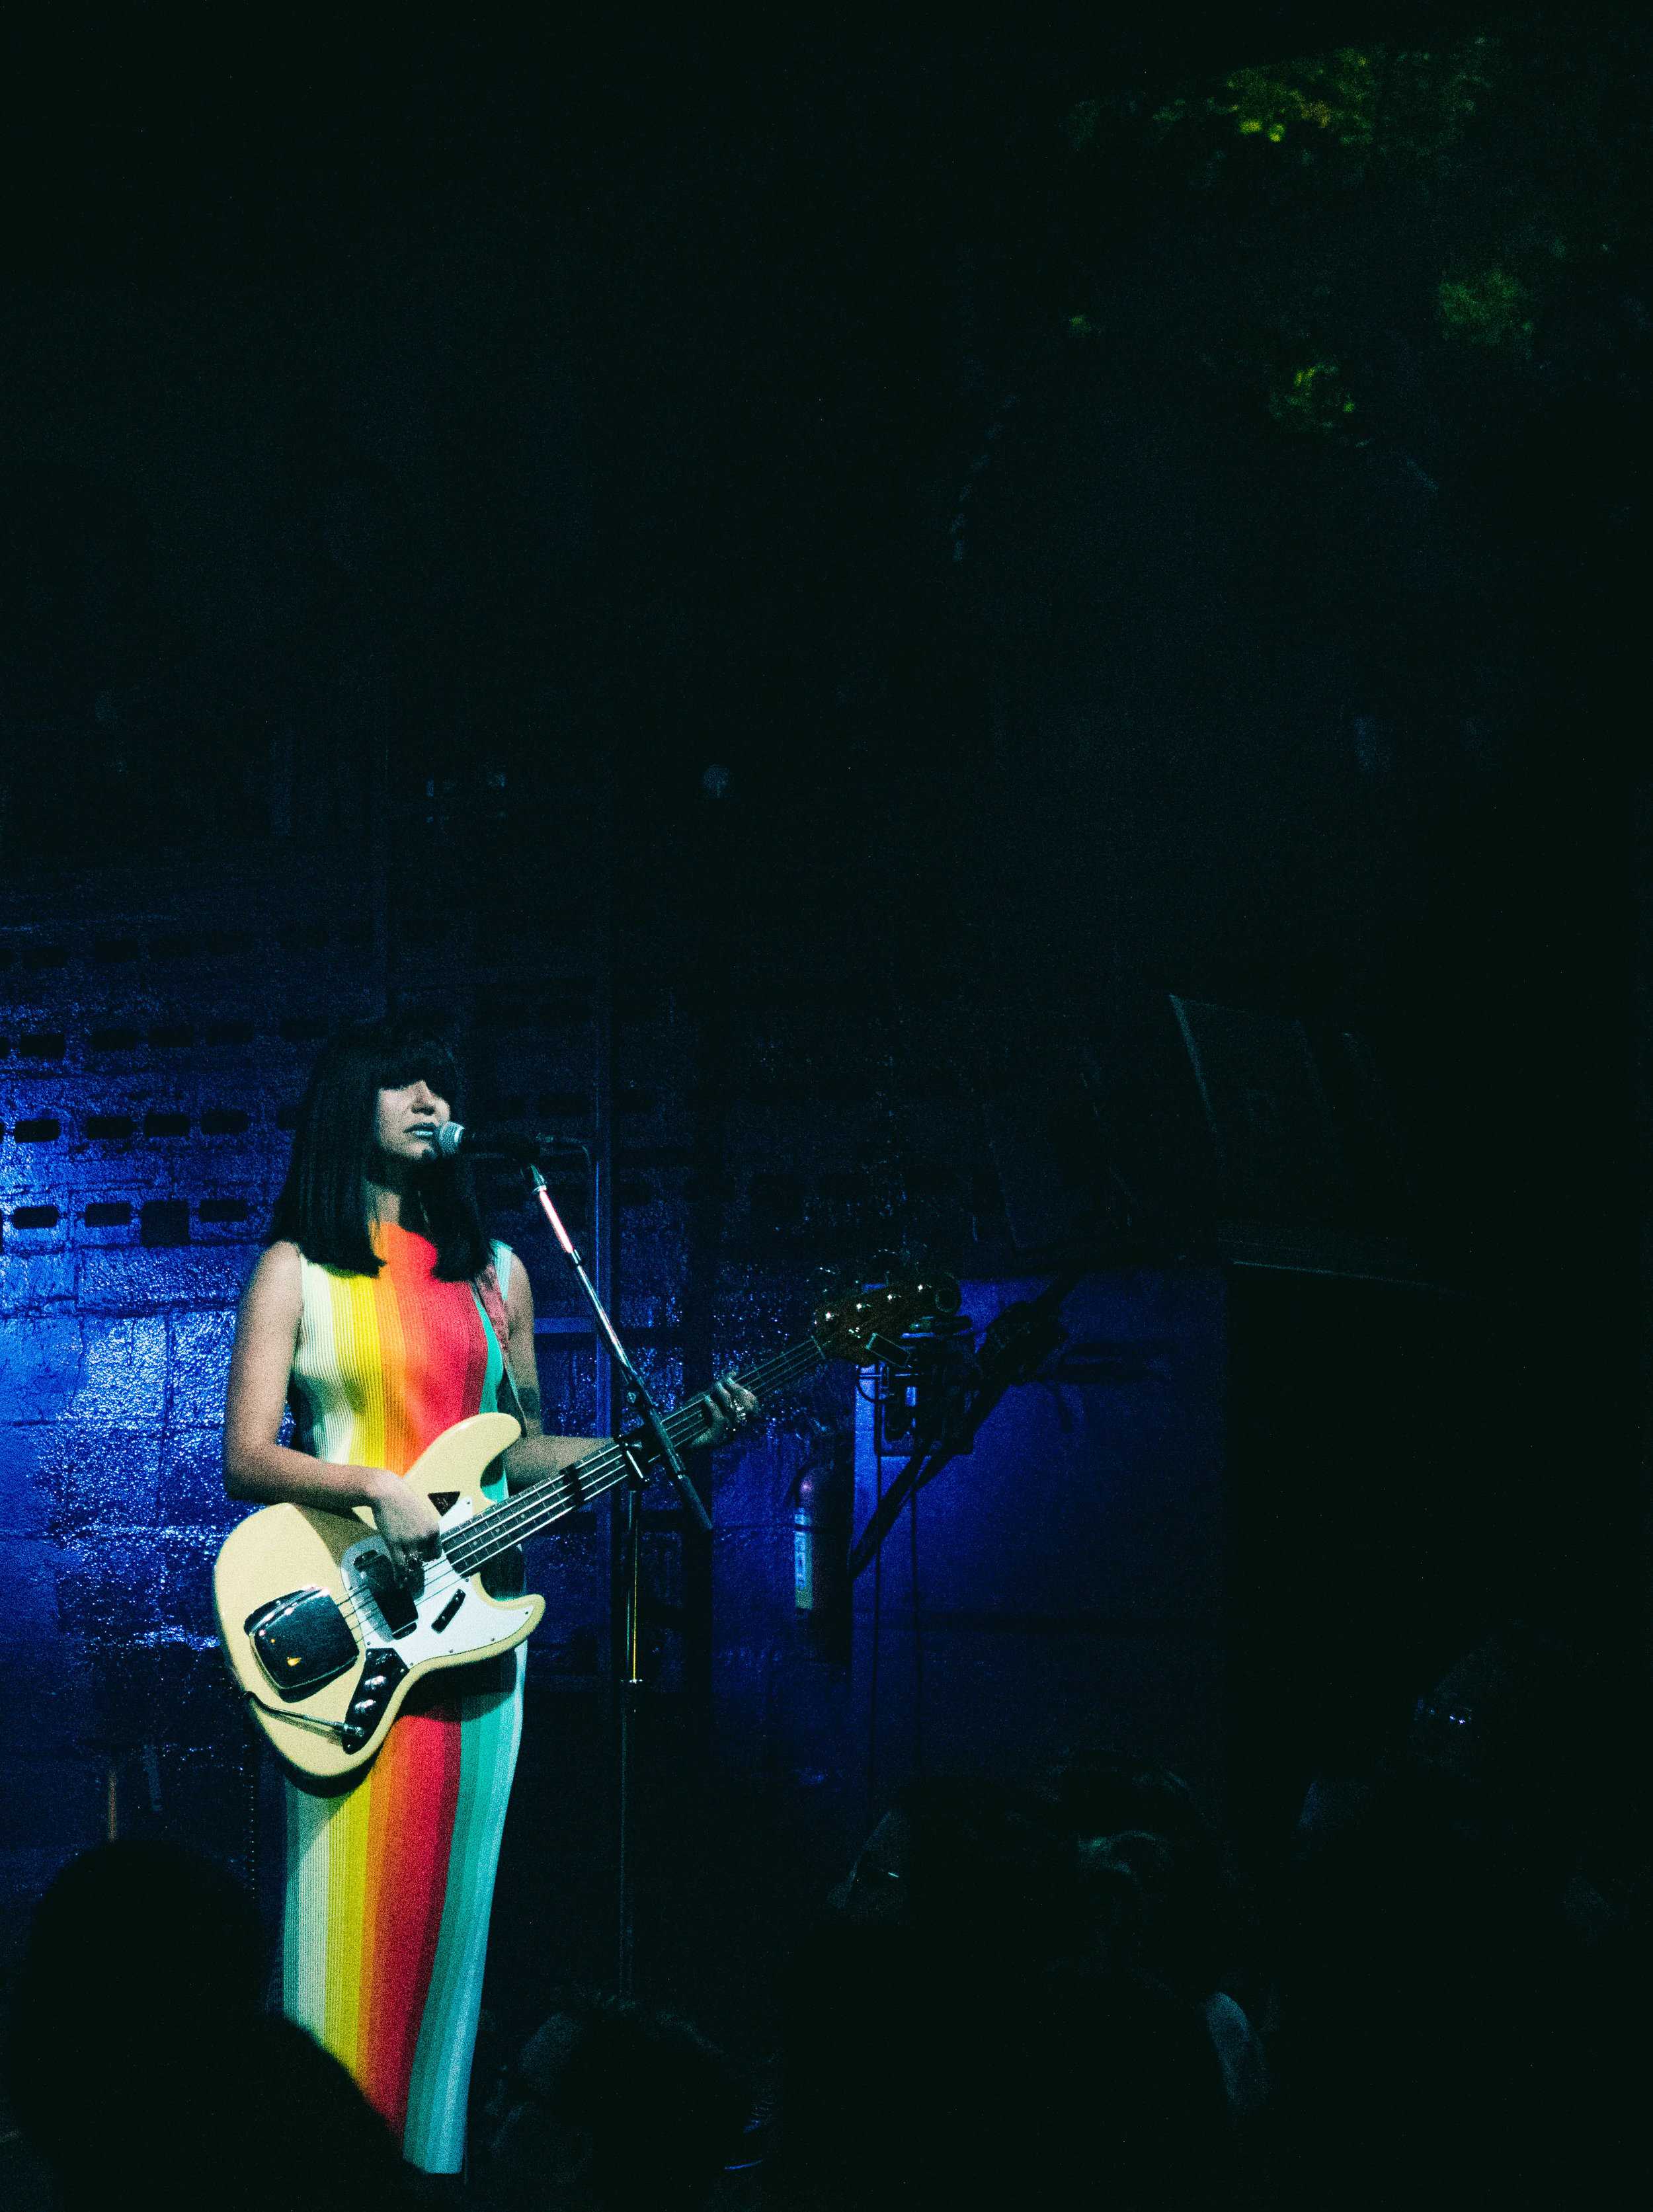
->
[[279, 1222, 524, 2173]]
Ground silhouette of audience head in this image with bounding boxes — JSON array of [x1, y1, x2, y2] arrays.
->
[[794, 1774, 1230, 2210], [832, 1772, 1076, 1965], [7, 1840, 262, 2157], [7, 1840, 407, 2212], [1051, 1753, 1234, 1999], [1050, 1751, 1210, 1858], [1278, 1624, 1638, 2205], [1406, 1622, 1588, 1846], [478, 1995, 746, 2212]]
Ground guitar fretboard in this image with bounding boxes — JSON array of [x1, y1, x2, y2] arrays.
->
[[441, 1335, 828, 1575]]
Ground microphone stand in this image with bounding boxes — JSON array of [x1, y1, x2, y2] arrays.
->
[[522, 1157, 711, 1999]]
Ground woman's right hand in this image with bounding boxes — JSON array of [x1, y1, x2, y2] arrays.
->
[[368, 1473, 444, 1583]]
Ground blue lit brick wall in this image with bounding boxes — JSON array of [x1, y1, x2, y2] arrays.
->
[[0, 844, 1012, 1985], [0, 871, 388, 1962]]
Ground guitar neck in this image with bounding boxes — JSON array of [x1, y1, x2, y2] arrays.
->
[[444, 1335, 828, 1576]]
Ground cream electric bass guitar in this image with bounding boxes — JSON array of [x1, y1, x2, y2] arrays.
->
[[214, 1273, 950, 1779]]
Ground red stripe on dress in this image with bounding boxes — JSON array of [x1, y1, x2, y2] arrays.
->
[[345, 1232, 493, 2139], [383, 1228, 489, 1458], [360, 1701, 465, 2139]]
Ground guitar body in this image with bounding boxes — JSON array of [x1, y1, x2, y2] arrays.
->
[[215, 1270, 956, 1783], [214, 1414, 603, 1782]]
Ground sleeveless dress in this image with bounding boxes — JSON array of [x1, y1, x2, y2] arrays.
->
[[278, 1222, 524, 2173]]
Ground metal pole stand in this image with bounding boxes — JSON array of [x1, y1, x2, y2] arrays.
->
[[525, 1168, 711, 1998], [615, 1445, 647, 1996]]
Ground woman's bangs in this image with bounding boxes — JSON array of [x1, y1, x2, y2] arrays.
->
[[377, 1037, 460, 1103]]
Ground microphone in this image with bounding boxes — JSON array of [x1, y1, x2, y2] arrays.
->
[[434, 1123, 586, 1164]]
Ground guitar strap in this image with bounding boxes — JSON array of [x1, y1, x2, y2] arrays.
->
[[473, 1249, 531, 1434], [472, 1249, 532, 1602]]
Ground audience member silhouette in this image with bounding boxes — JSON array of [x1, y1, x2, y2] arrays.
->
[[474, 1995, 747, 2212], [782, 1774, 1230, 2210], [16, 1637, 1637, 2212], [1051, 1753, 1269, 2119], [6, 1840, 409, 2212], [1050, 1755, 1241, 1988], [1277, 1624, 1646, 2207]]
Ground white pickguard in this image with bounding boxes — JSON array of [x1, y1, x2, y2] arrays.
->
[[339, 1495, 534, 1664]]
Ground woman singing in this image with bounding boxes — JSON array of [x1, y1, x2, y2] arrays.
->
[[222, 1017, 750, 2174]]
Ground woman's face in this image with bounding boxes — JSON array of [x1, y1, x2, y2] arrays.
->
[[374, 1077, 452, 1169]]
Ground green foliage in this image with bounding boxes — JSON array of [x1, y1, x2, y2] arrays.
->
[[1151, 50, 1381, 149], [1122, 35, 1506, 178], [1059, 18, 1652, 450], [1437, 267, 1535, 352], [1063, 99, 1104, 153], [1266, 360, 1359, 436], [1227, 40, 1491, 166]]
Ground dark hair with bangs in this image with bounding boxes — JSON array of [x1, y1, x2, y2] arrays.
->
[[266, 1015, 491, 1281]]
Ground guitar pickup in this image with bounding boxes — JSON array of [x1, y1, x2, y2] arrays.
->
[[357, 1549, 419, 1637], [431, 1589, 466, 1633]]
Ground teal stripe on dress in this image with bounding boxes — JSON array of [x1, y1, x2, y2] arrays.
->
[[479, 1241, 514, 1501]]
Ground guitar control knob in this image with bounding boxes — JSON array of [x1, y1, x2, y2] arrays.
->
[[362, 1675, 387, 1692]]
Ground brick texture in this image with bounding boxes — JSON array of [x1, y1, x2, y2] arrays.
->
[[1, 847, 1000, 1972]]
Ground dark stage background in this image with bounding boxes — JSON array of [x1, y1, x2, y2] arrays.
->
[[2, 8, 1649, 2070]]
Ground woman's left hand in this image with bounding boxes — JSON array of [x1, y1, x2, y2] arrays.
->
[[700, 1376, 759, 1446]]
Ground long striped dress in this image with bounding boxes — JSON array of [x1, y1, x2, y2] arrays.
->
[[278, 1222, 524, 2174]]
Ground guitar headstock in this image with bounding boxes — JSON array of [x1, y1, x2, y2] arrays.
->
[[811, 1272, 961, 1366]]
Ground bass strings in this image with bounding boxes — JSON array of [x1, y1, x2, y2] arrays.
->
[[444, 1337, 826, 1572], [327, 1338, 829, 1638]]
